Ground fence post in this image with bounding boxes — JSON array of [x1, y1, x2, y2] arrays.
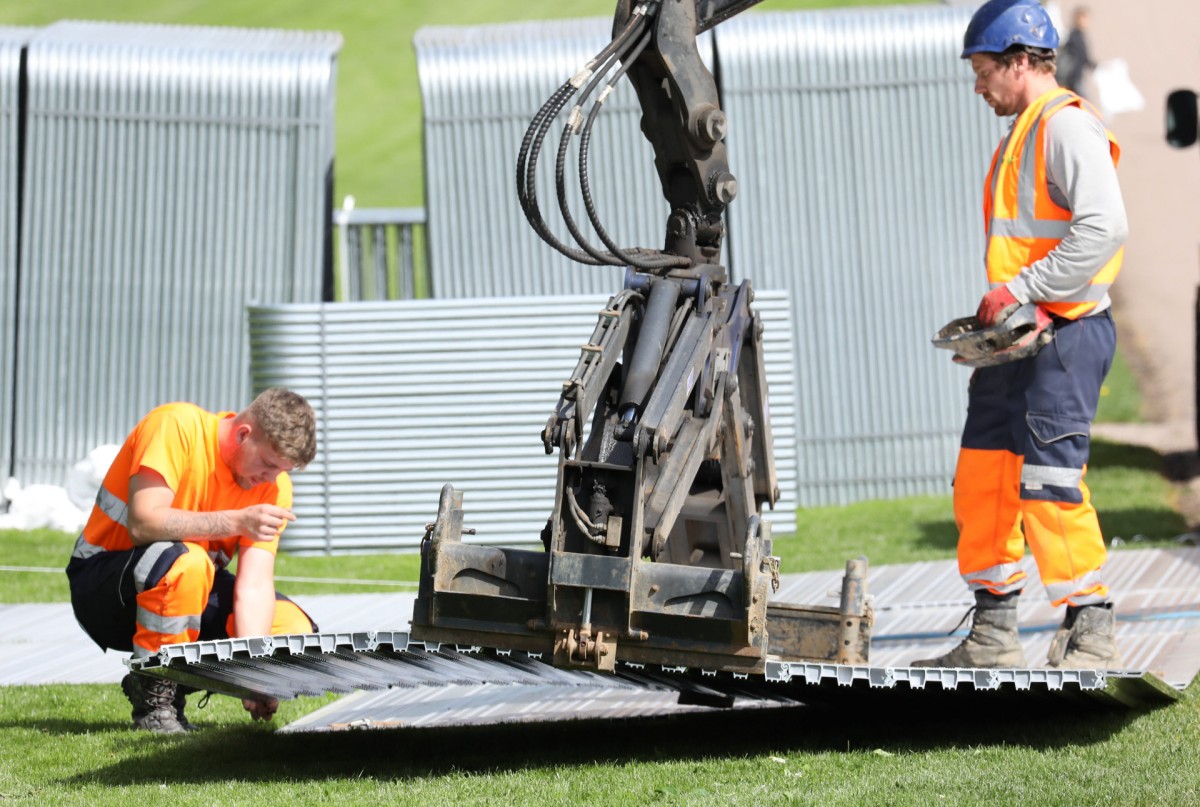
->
[[334, 195, 356, 303]]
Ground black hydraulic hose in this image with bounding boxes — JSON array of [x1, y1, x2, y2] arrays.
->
[[577, 32, 690, 271], [518, 83, 605, 265], [516, 81, 573, 218], [515, 11, 649, 264], [552, 47, 632, 266], [515, 5, 642, 205]]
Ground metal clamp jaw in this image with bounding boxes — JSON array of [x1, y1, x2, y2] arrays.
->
[[932, 303, 1055, 367]]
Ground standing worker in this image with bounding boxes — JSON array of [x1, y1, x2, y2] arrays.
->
[[913, 0, 1127, 669], [66, 388, 320, 733], [1057, 7, 1096, 99]]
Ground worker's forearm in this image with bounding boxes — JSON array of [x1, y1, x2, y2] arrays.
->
[[128, 508, 237, 546], [233, 587, 276, 638]]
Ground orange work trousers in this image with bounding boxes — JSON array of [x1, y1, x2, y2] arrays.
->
[[130, 543, 315, 659], [954, 311, 1115, 607], [67, 541, 315, 658]]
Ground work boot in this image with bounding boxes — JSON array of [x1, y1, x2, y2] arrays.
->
[[120, 673, 187, 735], [173, 684, 201, 732], [1047, 602, 1123, 669], [911, 590, 1027, 668]]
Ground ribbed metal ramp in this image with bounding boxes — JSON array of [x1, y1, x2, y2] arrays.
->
[[128, 630, 1179, 732]]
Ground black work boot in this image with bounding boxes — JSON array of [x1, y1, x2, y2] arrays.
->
[[911, 590, 1027, 668], [1047, 602, 1123, 669], [173, 684, 201, 732], [121, 673, 187, 735]]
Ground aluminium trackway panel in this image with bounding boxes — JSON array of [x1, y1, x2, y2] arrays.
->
[[126, 547, 1200, 732], [12, 548, 1198, 693], [128, 630, 1178, 736], [279, 682, 764, 733]]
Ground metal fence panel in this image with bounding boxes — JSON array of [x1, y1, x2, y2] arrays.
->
[[248, 291, 797, 553], [414, 18, 714, 299], [0, 28, 32, 486], [13, 21, 340, 484], [717, 5, 1007, 505]]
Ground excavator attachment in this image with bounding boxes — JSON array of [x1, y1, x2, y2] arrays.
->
[[411, 0, 872, 675], [412, 483, 872, 674], [410, 281, 872, 675]]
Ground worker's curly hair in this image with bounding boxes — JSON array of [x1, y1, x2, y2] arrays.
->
[[996, 44, 1057, 75], [244, 388, 318, 468]]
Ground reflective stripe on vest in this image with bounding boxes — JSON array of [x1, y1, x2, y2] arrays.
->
[[71, 533, 105, 561], [96, 485, 129, 527], [71, 487, 131, 559], [983, 88, 1122, 320]]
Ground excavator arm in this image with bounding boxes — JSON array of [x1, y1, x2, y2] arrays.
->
[[411, 0, 871, 675], [613, 0, 748, 264]]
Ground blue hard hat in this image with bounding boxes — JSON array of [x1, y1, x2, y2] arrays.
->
[[962, 0, 1059, 58]]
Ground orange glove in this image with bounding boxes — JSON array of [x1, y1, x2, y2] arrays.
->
[[976, 285, 1021, 327]]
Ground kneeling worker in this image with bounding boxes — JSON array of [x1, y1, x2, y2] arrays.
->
[[66, 387, 319, 733]]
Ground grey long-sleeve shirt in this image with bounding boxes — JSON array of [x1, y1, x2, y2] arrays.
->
[[1004, 104, 1128, 316]]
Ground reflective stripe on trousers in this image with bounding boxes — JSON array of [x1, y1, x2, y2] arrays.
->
[[953, 312, 1115, 607], [69, 540, 316, 658], [132, 543, 213, 659]]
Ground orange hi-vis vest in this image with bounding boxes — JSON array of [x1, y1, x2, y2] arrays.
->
[[72, 403, 290, 566], [983, 87, 1123, 320]]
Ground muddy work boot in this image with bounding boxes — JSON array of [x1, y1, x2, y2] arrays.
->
[[911, 590, 1027, 668], [120, 673, 187, 735], [173, 684, 202, 732], [1047, 602, 1123, 669]]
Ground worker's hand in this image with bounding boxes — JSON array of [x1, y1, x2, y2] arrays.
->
[[976, 285, 1022, 327], [234, 504, 296, 542], [242, 696, 279, 722]]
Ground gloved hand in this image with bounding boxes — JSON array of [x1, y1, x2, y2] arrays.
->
[[976, 285, 1021, 327], [982, 304, 1055, 366]]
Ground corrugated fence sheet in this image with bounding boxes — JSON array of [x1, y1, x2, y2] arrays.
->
[[248, 291, 797, 553], [0, 28, 31, 499], [717, 5, 1007, 505], [414, 18, 714, 299], [12, 21, 340, 483], [413, 5, 1009, 505]]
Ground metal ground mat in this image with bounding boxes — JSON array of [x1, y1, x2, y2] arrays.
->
[[119, 547, 1199, 732], [128, 630, 1179, 733]]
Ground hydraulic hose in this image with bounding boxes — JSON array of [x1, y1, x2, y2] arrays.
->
[[577, 29, 689, 271], [515, 10, 649, 264]]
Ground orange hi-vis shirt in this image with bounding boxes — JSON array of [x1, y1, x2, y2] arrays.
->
[[79, 402, 292, 564]]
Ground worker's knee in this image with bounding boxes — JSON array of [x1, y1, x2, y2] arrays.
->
[[272, 599, 317, 635], [137, 542, 215, 594], [220, 596, 316, 638]]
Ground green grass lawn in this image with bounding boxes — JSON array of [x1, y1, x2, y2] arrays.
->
[[1, 429, 1194, 804], [0, 0, 921, 209], [0, 676, 1197, 805], [0, 2, 1193, 801]]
